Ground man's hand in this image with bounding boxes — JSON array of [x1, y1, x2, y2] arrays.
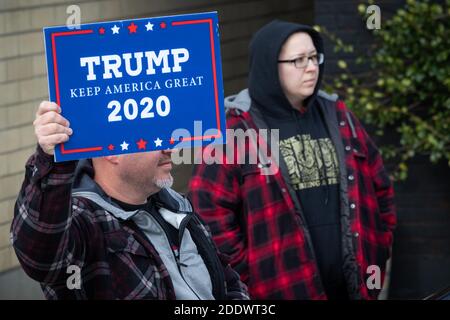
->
[[34, 101, 72, 155]]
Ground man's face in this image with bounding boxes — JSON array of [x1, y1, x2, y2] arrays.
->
[[278, 32, 319, 106], [117, 149, 174, 193]]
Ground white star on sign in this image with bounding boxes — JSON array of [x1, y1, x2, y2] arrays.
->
[[111, 25, 120, 34], [145, 22, 154, 31], [120, 141, 129, 150], [154, 138, 162, 147]]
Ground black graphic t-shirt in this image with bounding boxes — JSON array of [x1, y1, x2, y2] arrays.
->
[[263, 104, 347, 299]]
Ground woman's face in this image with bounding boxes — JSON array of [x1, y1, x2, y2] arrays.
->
[[278, 32, 319, 109]]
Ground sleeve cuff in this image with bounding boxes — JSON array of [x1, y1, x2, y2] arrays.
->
[[36, 144, 77, 174]]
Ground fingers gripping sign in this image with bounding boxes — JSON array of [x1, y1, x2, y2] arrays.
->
[[34, 101, 73, 155]]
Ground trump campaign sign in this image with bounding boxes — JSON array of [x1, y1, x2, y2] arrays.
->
[[43, 12, 226, 162]]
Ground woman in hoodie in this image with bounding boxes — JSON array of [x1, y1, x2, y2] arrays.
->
[[188, 20, 396, 300]]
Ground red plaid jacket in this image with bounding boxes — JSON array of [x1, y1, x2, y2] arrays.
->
[[188, 95, 396, 299], [11, 147, 249, 300]]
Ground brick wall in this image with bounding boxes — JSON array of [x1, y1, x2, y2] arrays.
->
[[0, 0, 313, 285]]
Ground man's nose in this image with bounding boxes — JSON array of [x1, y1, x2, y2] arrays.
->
[[161, 149, 174, 155]]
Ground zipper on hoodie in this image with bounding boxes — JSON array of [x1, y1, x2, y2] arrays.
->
[[145, 209, 201, 300]]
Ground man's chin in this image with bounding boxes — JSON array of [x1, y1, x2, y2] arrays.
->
[[154, 175, 174, 189]]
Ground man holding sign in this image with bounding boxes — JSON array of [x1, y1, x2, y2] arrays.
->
[[10, 13, 247, 300], [10, 101, 248, 300]]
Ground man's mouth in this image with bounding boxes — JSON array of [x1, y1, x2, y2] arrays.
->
[[158, 161, 172, 166]]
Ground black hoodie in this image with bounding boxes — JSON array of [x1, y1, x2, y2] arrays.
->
[[248, 20, 347, 299]]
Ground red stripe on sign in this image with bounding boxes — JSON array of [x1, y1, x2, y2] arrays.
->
[[172, 18, 223, 142], [51, 29, 103, 154]]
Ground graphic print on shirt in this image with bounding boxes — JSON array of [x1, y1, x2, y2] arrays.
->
[[280, 134, 340, 190]]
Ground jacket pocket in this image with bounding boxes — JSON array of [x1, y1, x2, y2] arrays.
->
[[238, 163, 261, 185], [104, 230, 149, 257], [350, 138, 368, 160], [241, 163, 261, 175]]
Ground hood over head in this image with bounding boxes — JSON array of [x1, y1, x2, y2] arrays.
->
[[248, 20, 325, 118]]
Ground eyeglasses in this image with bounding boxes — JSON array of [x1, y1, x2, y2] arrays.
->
[[278, 53, 324, 69]]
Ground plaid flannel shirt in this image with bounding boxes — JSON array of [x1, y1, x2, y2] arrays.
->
[[11, 147, 249, 300], [188, 98, 396, 300]]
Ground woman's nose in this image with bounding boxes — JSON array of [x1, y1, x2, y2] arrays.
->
[[305, 59, 318, 72]]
